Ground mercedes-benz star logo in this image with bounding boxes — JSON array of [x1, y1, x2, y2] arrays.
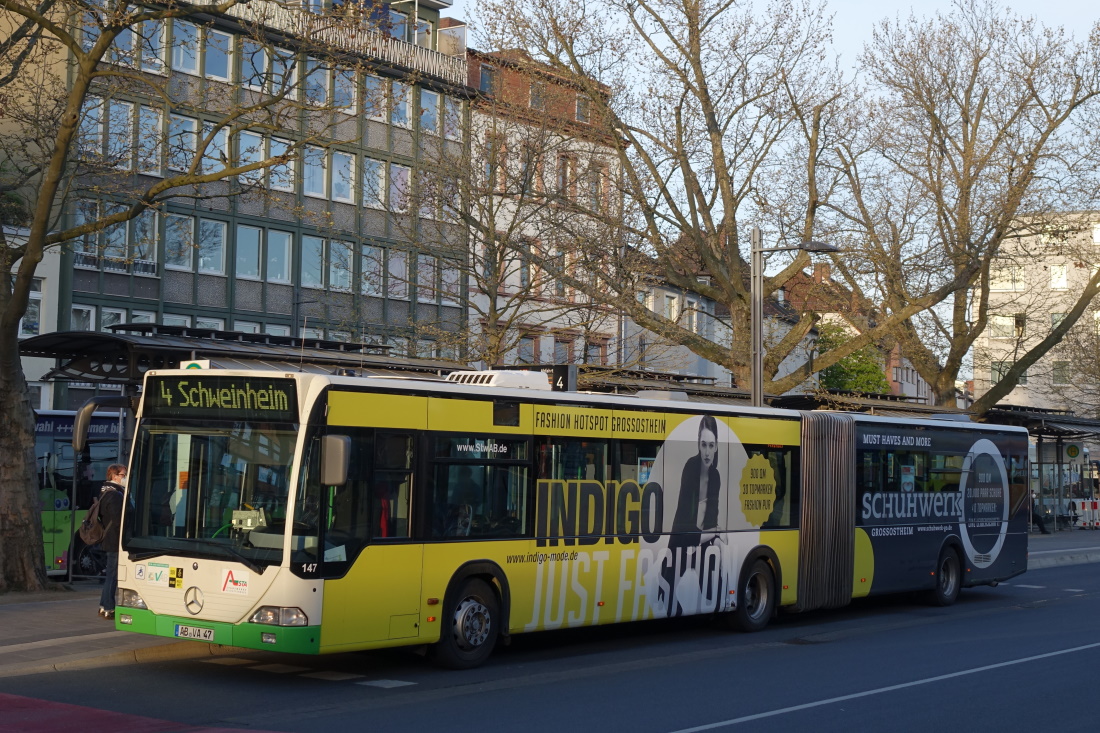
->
[[184, 586, 204, 615]]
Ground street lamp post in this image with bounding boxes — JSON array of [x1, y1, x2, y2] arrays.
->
[[750, 226, 839, 407]]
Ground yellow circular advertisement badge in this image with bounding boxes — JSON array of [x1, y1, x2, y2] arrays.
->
[[740, 455, 777, 526]]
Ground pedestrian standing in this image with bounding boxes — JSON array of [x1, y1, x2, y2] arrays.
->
[[98, 464, 127, 619]]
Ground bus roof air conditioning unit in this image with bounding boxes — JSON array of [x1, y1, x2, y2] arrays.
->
[[445, 370, 552, 390]]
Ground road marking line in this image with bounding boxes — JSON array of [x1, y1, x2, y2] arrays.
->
[[251, 663, 311, 674], [666, 641, 1100, 732], [202, 657, 257, 666], [1030, 546, 1100, 555], [0, 631, 120, 655], [1065, 588, 1086, 593], [1015, 584, 1045, 589], [356, 679, 417, 689], [300, 671, 366, 681]]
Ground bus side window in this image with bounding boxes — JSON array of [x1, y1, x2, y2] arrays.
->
[[751, 446, 799, 529], [373, 433, 413, 539]]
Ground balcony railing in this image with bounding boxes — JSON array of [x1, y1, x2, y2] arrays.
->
[[224, 2, 468, 86]]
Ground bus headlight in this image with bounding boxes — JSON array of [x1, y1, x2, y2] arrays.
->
[[117, 588, 148, 610], [249, 606, 308, 626]]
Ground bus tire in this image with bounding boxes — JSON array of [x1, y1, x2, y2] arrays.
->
[[730, 559, 776, 632], [928, 547, 962, 607], [430, 578, 499, 669]]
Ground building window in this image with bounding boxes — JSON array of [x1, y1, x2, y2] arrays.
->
[[329, 240, 353, 292], [361, 245, 383, 297], [364, 74, 385, 120], [441, 264, 461, 306], [518, 336, 537, 364], [585, 341, 605, 365], [1053, 361, 1071, 385], [991, 361, 1027, 385], [101, 308, 125, 332], [665, 294, 677, 320], [479, 64, 497, 95], [388, 249, 409, 299], [171, 20, 199, 75], [137, 106, 163, 175], [241, 40, 267, 91], [387, 9, 408, 40], [990, 314, 1024, 340], [1051, 312, 1067, 329], [198, 219, 226, 274], [332, 151, 355, 203], [205, 29, 232, 81], [71, 305, 95, 331], [443, 97, 463, 141], [18, 279, 42, 338], [165, 214, 194, 270], [140, 21, 166, 73], [389, 163, 410, 213], [530, 81, 546, 110], [130, 311, 155, 324], [418, 254, 437, 303], [363, 156, 385, 208], [301, 326, 324, 339], [235, 320, 260, 334], [106, 101, 133, 170], [77, 97, 103, 159], [990, 263, 1020, 291], [420, 90, 440, 135], [304, 57, 329, 105], [267, 230, 292, 283], [168, 114, 197, 171], [201, 122, 228, 174], [301, 235, 325, 289], [576, 95, 591, 123], [269, 48, 296, 94], [303, 146, 327, 198], [589, 166, 606, 212], [162, 313, 191, 327], [236, 130, 263, 184], [1050, 264, 1068, 290], [266, 324, 290, 336], [554, 339, 572, 364], [236, 225, 262, 279], [269, 137, 295, 192], [556, 156, 575, 197], [391, 82, 410, 127], [334, 68, 356, 110], [195, 317, 224, 330]]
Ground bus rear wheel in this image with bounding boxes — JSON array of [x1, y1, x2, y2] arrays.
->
[[928, 548, 962, 607], [430, 578, 499, 669], [729, 559, 776, 632]]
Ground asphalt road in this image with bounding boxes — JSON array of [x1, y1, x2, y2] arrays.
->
[[6, 562, 1100, 732]]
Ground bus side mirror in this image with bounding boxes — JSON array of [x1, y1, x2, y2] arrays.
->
[[320, 435, 351, 487]]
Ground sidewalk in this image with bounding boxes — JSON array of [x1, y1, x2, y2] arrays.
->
[[0, 579, 246, 678], [2, 530, 1099, 678]]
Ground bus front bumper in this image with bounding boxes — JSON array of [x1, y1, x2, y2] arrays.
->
[[116, 608, 321, 654]]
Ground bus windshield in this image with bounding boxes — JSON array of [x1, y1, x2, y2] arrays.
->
[[123, 419, 314, 568]]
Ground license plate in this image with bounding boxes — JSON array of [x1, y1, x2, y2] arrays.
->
[[174, 624, 214, 641]]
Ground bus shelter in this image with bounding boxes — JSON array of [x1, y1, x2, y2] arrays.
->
[[19, 324, 459, 580]]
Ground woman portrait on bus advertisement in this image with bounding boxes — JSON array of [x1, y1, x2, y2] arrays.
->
[[661, 414, 729, 617]]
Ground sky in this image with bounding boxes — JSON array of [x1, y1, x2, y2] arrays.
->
[[443, 0, 1097, 63]]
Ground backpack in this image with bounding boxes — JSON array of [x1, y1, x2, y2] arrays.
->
[[79, 493, 111, 546]]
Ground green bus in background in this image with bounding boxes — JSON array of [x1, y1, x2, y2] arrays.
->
[[35, 410, 123, 577]]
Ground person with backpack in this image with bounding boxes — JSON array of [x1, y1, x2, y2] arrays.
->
[[96, 464, 127, 620]]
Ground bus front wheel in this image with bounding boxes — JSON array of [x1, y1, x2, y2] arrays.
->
[[729, 559, 776, 632], [928, 548, 962, 607], [431, 578, 500, 669]]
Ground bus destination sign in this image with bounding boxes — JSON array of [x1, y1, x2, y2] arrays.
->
[[145, 376, 297, 422]]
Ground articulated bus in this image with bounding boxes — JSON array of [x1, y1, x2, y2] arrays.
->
[[108, 368, 1029, 668]]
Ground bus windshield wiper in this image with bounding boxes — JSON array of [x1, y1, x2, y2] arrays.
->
[[185, 539, 264, 573]]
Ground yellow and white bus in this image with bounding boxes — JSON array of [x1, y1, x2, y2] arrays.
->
[[111, 368, 1030, 668]]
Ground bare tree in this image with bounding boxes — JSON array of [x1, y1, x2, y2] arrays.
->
[[0, 0, 367, 590], [827, 0, 1100, 411]]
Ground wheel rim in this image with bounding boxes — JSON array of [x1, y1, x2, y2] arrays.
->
[[452, 597, 491, 650], [744, 570, 770, 621], [939, 556, 958, 598]]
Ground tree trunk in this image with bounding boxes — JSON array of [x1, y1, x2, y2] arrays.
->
[[0, 329, 47, 592]]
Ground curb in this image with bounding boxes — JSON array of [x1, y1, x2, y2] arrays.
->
[[1028, 551, 1100, 570], [0, 640, 251, 678]]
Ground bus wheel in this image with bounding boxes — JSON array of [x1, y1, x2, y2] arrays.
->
[[431, 578, 499, 669], [730, 559, 776, 632], [928, 548, 961, 607]]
